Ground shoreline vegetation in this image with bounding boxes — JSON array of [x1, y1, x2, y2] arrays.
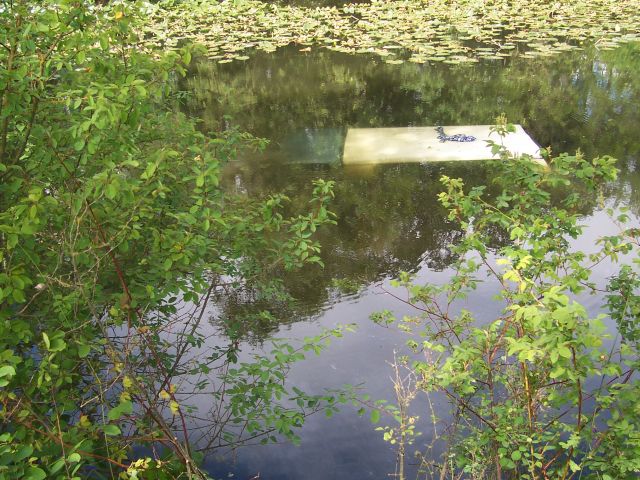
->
[[1, 1, 639, 479]]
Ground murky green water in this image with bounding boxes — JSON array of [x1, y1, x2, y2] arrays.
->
[[181, 43, 640, 479]]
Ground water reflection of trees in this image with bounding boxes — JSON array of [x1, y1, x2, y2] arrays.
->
[[183, 43, 640, 163], [182, 42, 640, 340], [211, 161, 536, 342], [185, 41, 640, 209]]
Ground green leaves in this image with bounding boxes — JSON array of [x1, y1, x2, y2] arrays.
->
[[23, 467, 47, 480], [0, 3, 346, 478], [372, 137, 640, 477], [41, 332, 67, 352], [107, 400, 133, 421], [143, 0, 640, 65], [0, 365, 16, 387]]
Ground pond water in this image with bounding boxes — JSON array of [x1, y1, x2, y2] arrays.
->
[[180, 43, 640, 479]]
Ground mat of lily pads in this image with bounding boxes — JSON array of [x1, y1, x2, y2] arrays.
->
[[143, 0, 640, 64]]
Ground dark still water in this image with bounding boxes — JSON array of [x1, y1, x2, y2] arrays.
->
[[180, 43, 640, 479]]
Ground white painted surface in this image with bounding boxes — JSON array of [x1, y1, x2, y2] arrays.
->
[[342, 125, 545, 165]]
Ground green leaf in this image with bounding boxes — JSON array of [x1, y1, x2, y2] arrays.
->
[[102, 424, 121, 436], [0, 365, 16, 378], [49, 458, 66, 475], [108, 400, 133, 421], [13, 444, 34, 462], [370, 409, 381, 424], [77, 344, 90, 358], [11, 287, 26, 302], [105, 183, 117, 200], [141, 162, 157, 180], [99, 34, 109, 50], [24, 467, 46, 480], [558, 345, 572, 359], [67, 452, 81, 463]]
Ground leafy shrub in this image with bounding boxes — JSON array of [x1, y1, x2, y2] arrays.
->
[[0, 1, 341, 478], [373, 124, 640, 479]]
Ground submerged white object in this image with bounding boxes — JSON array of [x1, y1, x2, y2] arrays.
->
[[342, 125, 545, 166]]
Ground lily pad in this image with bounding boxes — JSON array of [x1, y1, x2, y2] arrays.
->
[[142, 0, 640, 65]]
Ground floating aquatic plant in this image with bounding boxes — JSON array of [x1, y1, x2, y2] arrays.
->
[[142, 0, 640, 64]]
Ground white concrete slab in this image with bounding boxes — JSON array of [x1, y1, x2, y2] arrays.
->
[[342, 125, 545, 166]]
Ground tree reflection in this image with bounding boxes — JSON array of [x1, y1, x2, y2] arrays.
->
[[181, 42, 640, 340]]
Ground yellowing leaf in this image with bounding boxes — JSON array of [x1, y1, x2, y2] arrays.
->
[[169, 400, 180, 415], [159, 389, 171, 400], [79, 415, 91, 428]]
